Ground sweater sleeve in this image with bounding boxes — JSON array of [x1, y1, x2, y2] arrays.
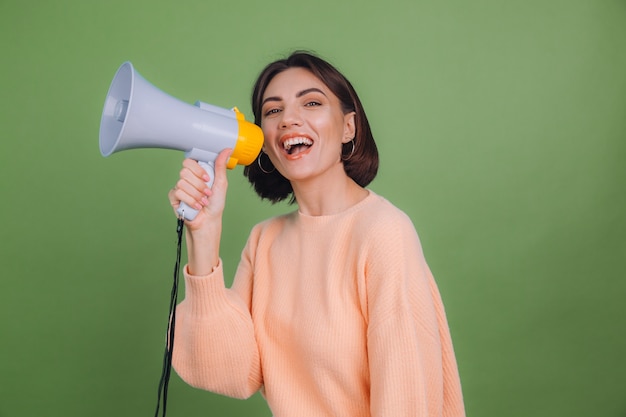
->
[[365, 211, 465, 417], [171, 256, 262, 399]]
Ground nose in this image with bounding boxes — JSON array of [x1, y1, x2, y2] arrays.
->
[[279, 105, 303, 129]]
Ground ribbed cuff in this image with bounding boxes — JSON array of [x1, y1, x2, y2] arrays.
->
[[182, 259, 230, 317]]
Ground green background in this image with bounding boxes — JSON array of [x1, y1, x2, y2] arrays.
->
[[1, 0, 625, 416]]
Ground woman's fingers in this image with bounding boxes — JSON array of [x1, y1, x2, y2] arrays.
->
[[169, 150, 232, 218], [173, 181, 207, 211], [182, 158, 212, 184]]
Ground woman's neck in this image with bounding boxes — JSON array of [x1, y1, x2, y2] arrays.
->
[[292, 169, 369, 216]]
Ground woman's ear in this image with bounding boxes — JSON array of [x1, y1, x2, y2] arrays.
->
[[342, 111, 356, 143]]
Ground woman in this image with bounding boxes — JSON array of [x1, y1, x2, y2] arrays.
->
[[168, 51, 465, 416]]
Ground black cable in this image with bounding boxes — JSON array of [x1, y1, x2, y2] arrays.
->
[[154, 217, 185, 417]]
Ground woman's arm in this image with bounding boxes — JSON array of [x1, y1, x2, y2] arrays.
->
[[365, 212, 465, 417], [168, 149, 263, 398], [172, 261, 262, 399]]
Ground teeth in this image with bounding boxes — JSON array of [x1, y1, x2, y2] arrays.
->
[[283, 137, 313, 150]]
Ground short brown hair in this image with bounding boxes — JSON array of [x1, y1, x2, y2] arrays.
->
[[244, 51, 379, 203]]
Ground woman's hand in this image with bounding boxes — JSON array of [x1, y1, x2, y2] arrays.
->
[[168, 148, 232, 228], [167, 149, 231, 276]]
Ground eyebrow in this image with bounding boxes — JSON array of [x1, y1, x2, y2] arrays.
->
[[262, 87, 327, 106]]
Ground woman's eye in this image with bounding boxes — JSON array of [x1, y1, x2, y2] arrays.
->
[[305, 101, 321, 107], [264, 108, 280, 116]]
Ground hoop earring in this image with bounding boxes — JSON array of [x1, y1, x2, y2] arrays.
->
[[341, 139, 356, 161], [257, 151, 276, 174]]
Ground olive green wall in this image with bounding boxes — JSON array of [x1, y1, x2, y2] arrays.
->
[[1, 0, 625, 416]]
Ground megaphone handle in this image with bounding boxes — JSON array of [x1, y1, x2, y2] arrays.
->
[[176, 160, 215, 221]]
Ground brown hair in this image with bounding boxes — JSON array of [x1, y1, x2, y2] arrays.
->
[[244, 51, 379, 203]]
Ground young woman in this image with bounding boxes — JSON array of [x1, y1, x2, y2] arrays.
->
[[168, 51, 465, 416]]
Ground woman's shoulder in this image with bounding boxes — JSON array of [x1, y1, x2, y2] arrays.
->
[[247, 210, 297, 239], [358, 190, 416, 230]]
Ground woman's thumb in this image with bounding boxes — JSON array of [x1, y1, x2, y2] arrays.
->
[[213, 148, 233, 186]]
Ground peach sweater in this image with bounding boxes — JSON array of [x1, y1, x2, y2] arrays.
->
[[173, 191, 465, 416]]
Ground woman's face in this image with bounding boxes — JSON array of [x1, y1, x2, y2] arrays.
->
[[260, 67, 355, 184]]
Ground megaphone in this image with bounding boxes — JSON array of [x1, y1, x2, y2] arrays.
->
[[99, 61, 264, 220]]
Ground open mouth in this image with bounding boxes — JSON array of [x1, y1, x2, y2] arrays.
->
[[283, 136, 313, 156]]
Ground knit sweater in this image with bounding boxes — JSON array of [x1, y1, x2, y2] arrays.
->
[[173, 190, 465, 416]]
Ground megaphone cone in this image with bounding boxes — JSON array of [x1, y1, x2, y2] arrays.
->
[[99, 62, 264, 220]]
